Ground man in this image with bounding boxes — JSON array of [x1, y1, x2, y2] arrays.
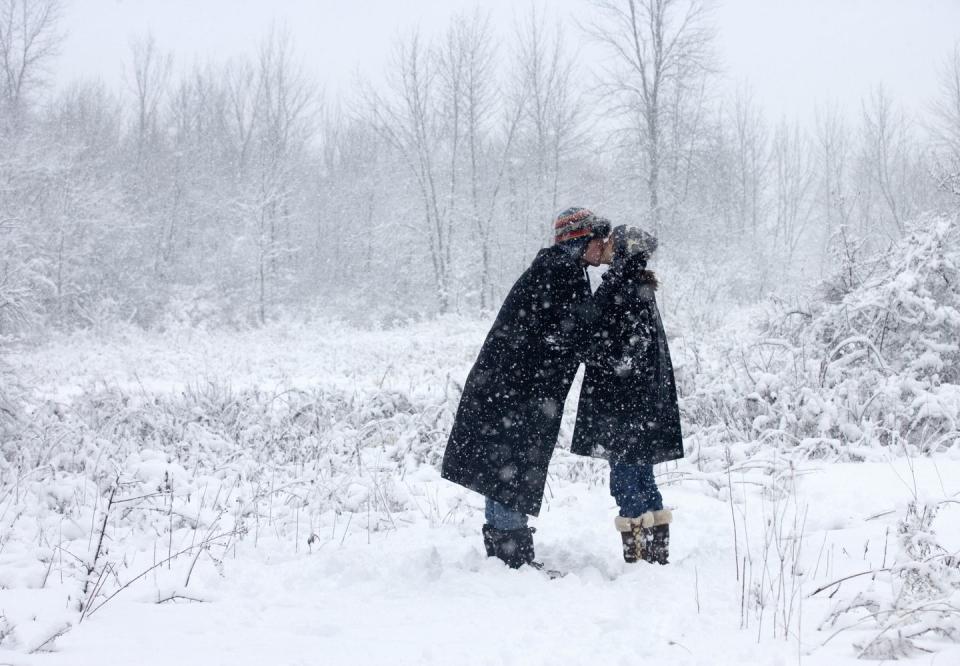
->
[[441, 207, 611, 569]]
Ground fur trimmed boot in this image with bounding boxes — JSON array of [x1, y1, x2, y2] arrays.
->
[[614, 509, 672, 564], [482, 524, 537, 569], [646, 510, 671, 565]]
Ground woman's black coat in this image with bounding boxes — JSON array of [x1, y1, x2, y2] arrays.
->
[[571, 267, 684, 466], [441, 245, 596, 516]]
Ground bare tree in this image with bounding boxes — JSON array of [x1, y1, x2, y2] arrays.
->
[[315, 107, 385, 296], [707, 86, 768, 239], [588, 0, 715, 237], [859, 85, 911, 234], [0, 1, 63, 336], [160, 67, 225, 287], [0, 0, 62, 122], [813, 103, 852, 261], [44, 81, 122, 326], [437, 16, 465, 259], [128, 33, 172, 165], [931, 45, 960, 195], [446, 11, 514, 310], [514, 5, 584, 248], [366, 31, 454, 312], [661, 60, 709, 232], [771, 119, 816, 267], [223, 57, 262, 177], [251, 28, 315, 324], [730, 85, 768, 234]]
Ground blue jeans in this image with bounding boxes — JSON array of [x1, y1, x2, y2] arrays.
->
[[610, 462, 663, 518], [484, 463, 662, 526], [485, 498, 528, 530]]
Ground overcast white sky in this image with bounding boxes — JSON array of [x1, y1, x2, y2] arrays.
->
[[58, 0, 960, 124]]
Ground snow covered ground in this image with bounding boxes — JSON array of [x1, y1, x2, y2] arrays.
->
[[2, 318, 959, 665]]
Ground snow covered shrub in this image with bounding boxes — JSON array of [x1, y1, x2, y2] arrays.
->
[[821, 499, 960, 659], [0, 376, 456, 605], [0, 358, 21, 440], [0, 259, 46, 338], [0, 380, 453, 647], [160, 285, 232, 330], [818, 216, 959, 383], [677, 214, 960, 463]]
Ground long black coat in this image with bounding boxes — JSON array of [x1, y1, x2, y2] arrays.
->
[[441, 245, 596, 516], [571, 268, 684, 466]]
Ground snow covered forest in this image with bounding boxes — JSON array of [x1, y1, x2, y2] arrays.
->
[[1, 0, 957, 327], [1, 0, 959, 663]]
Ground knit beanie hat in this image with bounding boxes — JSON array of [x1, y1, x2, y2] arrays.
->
[[611, 224, 658, 264], [553, 207, 611, 245]]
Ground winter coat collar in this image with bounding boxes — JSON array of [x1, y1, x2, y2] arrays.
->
[[603, 266, 659, 290], [636, 270, 659, 290], [538, 244, 589, 274]]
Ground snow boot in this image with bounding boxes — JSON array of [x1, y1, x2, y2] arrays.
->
[[481, 524, 537, 569], [614, 509, 672, 564], [645, 512, 672, 565], [615, 513, 652, 563]]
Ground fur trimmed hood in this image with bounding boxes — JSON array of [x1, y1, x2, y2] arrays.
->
[[636, 270, 658, 290], [602, 266, 659, 290]]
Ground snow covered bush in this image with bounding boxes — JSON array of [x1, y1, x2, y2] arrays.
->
[[0, 366, 459, 645], [820, 499, 960, 659], [0, 360, 20, 438], [676, 213, 960, 464]]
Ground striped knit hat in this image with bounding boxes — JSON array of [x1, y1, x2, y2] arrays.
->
[[553, 207, 610, 245]]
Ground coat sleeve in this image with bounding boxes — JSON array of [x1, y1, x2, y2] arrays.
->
[[575, 258, 645, 366], [549, 261, 633, 360], [531, 261, 589, 356], [614, 286, 659, 380], [519, 255, 639, 363], [487, 257, 580, 365]]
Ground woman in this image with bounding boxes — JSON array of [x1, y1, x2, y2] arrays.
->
[[571, 225, 684, 564]]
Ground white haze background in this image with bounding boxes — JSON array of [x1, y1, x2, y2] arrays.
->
[[60, 0, 960, 123]]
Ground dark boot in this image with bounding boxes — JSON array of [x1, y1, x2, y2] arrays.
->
[[615, 509, 672, 564], [644, 524, 670, 565], [620, 529, 641, 563], [481, 524, 536, 569], [641, 509, 672, 565], [615, 513, 652, 563], [482, 523, 497, 557]]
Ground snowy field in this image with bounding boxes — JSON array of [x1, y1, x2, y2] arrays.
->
[[1, 314, 959, 665]]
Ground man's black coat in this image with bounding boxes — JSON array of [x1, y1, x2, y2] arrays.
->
[[571, 268, 684, 466], [441, 245, 595, 516]]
